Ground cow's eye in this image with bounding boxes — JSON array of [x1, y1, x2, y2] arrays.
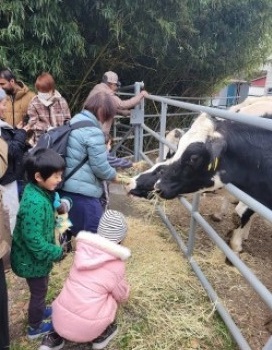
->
[[185, 154, 203, 171], [155, 167, 165, 176], [185, 155, 197, 167], [189, 154, 199, 164]]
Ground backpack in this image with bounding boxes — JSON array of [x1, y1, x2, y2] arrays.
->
[[34, 120, 96, 185]]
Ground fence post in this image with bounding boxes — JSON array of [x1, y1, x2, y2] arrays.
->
[[187, 193, 200, 257], [158, 102, 168, 161], [130, 81, 145, 161]]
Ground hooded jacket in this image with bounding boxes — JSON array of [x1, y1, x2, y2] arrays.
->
[[11, 183, 63, 278], [62, 110, 116, 198], [3, 81, 35, 126], [52, 231, 131, 342]]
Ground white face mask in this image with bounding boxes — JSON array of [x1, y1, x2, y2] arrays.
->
[[38, 92, 52, 100]]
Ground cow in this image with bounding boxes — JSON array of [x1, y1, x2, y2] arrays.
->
[[160, 128, 240, 223], [151, 96, 272, 224], [211, 96, 272, 222], [127, 112, 272, 259], [161, 128, 185, 161], [229, 95, 272, 115]]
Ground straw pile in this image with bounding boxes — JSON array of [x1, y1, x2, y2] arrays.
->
[[107, 205, 236, 350], [8, 197, 236, 350]]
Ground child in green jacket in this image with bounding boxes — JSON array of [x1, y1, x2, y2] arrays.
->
[[11, 148, 67, 340]]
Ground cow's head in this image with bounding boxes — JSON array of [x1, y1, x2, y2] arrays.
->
[[154, 140, 224, 199], [127, 114, 226, 199], [155, 114, 227, 199], [127, 162, 170, 198]]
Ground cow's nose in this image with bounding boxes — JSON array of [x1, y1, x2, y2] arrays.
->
[[154, 180, 161, 192], [124, 178, 136, 193], [147, 191, 156, 200]]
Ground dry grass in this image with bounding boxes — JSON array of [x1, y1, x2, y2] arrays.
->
[[115, 217, 234, 350], [8, 198, 236, 350]]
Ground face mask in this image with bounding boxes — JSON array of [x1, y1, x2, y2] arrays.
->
[[38, 92, 52, 100]]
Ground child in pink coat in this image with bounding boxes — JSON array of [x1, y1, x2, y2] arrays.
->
[[39, 210, 131, 350]]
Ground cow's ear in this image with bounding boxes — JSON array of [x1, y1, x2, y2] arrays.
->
[[207, 136, 226, 159]]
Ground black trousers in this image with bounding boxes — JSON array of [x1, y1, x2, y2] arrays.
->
[[26, 276, 49, 329], [0, 258, 9, 350]]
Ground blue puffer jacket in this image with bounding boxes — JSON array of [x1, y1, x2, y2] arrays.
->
[[62, 110, 116, 198]]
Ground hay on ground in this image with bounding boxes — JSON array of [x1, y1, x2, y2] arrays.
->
[[7, 198, 236, 350]]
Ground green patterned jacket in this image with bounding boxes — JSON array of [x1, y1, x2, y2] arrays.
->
[[11, 183, 63, 278]]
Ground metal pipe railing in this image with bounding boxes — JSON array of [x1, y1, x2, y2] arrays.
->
[[146, 94, 272, 131], [133, 92, 272, 350], [156, 205, 251, 350]]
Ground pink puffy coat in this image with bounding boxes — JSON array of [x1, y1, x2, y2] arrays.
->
[[52, 231, 131, 342]]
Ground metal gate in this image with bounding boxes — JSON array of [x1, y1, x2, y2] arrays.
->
[[119, 83, 272, 350]]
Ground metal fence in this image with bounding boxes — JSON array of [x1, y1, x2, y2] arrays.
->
[[119, 84, 272, 350], [112, 84, 247, 159]]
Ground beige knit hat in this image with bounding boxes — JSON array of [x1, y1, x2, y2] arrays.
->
[[97, 210, 128, 243]]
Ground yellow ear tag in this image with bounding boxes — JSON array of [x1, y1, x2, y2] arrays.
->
[[208, 157, 219, 171], [213, 157, 219, 170]]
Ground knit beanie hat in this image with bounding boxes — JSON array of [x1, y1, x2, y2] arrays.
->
[[97, 210, 128, 243], [0, 88, 6, 101]]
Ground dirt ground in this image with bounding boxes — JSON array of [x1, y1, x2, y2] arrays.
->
[[107, 185, 272, 349], [148, 189, 272, 350], [7, 185, 272, 349]]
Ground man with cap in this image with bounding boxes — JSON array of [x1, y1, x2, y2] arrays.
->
[[40, 210, 130, 350], [84, 70, 148, 134], [0, 68, 35, 127]]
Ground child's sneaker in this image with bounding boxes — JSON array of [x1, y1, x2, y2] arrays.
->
[[39, 331, 65, 350], [27, 319, 53, 340], [92, 323, 118, 349], [43, 306, 52, 319]]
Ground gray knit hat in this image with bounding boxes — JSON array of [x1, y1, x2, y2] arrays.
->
[[97, 210, 128, 243], [0, 88, 6, 101]]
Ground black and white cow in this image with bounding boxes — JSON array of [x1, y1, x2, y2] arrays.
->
[[127, 113, 272, 258], [162, 128, 185, 161]]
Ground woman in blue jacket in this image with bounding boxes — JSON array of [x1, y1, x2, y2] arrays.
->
[[60, 92, 117, 234]]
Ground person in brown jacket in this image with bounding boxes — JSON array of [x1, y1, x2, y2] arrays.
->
[[0, 68, 35, 127], [84, 71, 148, 134]]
